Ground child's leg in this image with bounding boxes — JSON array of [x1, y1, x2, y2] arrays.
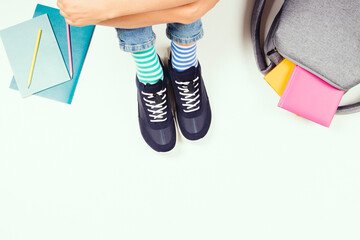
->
[[116, 27, 163, 84], [116, 27, 176, 152], [166, 20, 203, 72], [166, 20, 212, 141]]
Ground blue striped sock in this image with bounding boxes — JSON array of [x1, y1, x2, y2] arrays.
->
[[132, 46, 164, 84], [171, 41, 198, 72]]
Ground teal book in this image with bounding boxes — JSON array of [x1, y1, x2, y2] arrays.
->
[[1, 14, 70, 97], [9, 4, 95, 104]]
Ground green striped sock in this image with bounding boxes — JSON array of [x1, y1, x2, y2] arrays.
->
[[132, 47, 164, 84]]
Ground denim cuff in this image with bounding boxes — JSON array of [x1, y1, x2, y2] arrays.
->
[[166, 28, 204, 45], [119, 33, 156, 53]]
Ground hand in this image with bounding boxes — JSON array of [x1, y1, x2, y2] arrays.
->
[[57, 0, 112, 26]]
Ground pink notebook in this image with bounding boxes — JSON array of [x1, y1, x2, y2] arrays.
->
[[278, 66, 344, 127]]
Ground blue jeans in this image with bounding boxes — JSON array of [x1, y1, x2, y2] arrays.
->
[[116, 20, 204, 53]]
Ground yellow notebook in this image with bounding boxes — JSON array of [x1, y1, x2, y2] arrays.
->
[[264, 59, 296, 96]]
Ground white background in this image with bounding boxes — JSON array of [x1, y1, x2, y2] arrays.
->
[[1, 0, 360, 239]]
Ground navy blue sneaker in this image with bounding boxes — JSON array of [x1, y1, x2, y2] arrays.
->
[[168, 59, 212, 140], [136, 71, 176, 152]]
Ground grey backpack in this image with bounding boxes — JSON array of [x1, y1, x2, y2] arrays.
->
[[251, 0, 360, 114]]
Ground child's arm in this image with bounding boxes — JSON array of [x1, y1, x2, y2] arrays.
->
[[98, 0, 219, 29], [58, 0, 203, 27]]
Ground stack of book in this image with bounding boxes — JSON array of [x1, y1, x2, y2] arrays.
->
[[0, 4, 95, 104], [264, 59, 344, 127]]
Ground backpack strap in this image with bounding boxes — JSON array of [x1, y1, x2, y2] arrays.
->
[[251, 0, 360, 115], [251, 0, 277, 75], [337, 102, 360, 114]]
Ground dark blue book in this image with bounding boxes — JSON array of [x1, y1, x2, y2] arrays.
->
[[10, 4, 95, 104]]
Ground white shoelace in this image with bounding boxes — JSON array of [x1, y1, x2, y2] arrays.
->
[[141, 88, 168, 123], [175, 76, 201, 113]]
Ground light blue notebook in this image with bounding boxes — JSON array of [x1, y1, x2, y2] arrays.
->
[[9, 4, 95, 104], [1, 14, 70, 97]]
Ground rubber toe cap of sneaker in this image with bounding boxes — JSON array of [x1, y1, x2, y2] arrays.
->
[[177, 103, 211, 141], [139, 121, 176, 152]]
